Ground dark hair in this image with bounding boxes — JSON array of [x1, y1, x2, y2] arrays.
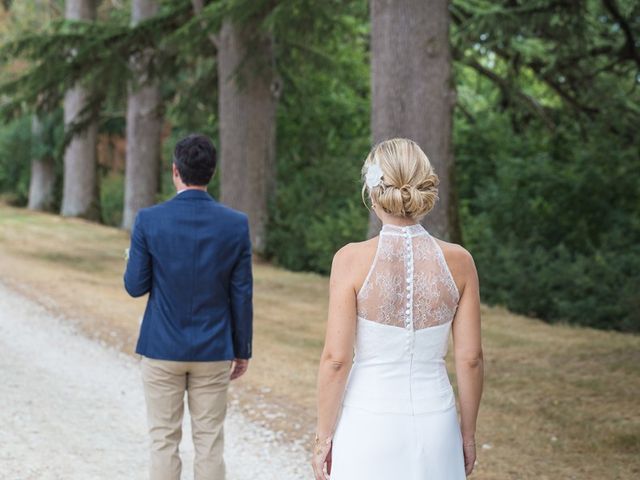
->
[[173, 134, 217, 186]]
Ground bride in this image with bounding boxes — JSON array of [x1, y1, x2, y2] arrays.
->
[[312, 138, 484, 479]]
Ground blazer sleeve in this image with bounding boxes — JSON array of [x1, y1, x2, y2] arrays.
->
[[229, 216, 253, 359], [124, 211, 152, 298]]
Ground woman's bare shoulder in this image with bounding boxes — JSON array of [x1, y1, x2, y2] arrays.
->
[[432, 237, 477, 289], [434, 237, 473, 262], [335, 237, 378, 258], [332, 237, 379, 291]]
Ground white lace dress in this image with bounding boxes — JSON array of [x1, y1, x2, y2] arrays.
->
[[330, 223, 466, 480]]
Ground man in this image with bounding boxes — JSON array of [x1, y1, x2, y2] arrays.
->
[[124, 134, 253, 480]]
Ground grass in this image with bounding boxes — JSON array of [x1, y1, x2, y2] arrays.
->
[[0, 204, 639, 479]]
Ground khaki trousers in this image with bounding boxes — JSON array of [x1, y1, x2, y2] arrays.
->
[[140, 356, 231, 480]]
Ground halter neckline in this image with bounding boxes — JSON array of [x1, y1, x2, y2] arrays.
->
[[380, 223, 427, 236]]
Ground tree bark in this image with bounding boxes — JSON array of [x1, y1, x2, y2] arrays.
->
[[122, 0, 162, 230], [368, 0, 458, 241], [28, 116, 56, 211], [217, 18, 278, 253], [60, 0, 100, 220]]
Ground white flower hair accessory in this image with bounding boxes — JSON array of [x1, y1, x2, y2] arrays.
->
[[365, 163, 384, 189]]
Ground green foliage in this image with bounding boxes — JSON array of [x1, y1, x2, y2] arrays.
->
[[100, 171, 124, 227], [451, 0, 640, 128], [0, 109, 67, 209], [455, 103, 640, 331], [0, 116, 31, 205], [264, 0, 370, 273], [0, 0, 194, 146], [450, 0, 640, 331]]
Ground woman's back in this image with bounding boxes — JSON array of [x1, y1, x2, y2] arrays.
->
[[342, 222, 461, 415], [357, 223, 459, 330]]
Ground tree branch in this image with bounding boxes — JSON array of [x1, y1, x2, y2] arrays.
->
[[451, 2, 623, 118], [191, 0, 220, 49], [514, 57, 600, 117], [601, 0, 640, 70], [457, 53, 556, 130]]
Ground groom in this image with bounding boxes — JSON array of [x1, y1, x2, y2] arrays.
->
[[124, 134, 253, 480]]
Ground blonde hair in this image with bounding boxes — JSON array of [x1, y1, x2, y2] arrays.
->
[[361, 138, 439, 219]]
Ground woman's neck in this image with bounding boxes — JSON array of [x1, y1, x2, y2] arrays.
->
[[378, 214, 419, 227]]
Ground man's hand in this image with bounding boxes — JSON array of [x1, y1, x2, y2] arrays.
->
[[230, 359, 249, 380]]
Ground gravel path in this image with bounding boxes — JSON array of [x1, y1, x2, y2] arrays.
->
[[0, 282, 310, 480]]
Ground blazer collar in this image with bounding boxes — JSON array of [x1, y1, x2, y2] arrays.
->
[[174, 189, 215, 202]]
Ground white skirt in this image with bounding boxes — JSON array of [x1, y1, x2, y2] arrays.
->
[[330, 404, 467, 480]]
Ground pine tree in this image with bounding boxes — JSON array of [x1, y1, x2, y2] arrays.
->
[[60, 0, 100, 220], [193, 0, 280, 253], [122, 0, 163, 230], [368, 0, 457, 240]]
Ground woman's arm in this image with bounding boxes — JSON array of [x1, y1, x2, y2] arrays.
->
[[313, 246, 357, 479], [451, 249, 484, 475]]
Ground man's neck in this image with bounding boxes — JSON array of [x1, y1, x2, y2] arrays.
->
[[177, 185, 207, 194]]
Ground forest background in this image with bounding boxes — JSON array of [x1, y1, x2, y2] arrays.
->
[[0, 0, 638, 333]]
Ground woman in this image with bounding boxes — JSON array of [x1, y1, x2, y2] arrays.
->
[[312, 138, 484, 479]]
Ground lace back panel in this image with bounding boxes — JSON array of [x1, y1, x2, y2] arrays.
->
[[357, 224, 460, 330]]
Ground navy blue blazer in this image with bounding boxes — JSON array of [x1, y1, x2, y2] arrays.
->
[[124, 189, 253, 361]]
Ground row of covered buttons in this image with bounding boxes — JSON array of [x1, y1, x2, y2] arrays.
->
[[404, 230, 413, 333]]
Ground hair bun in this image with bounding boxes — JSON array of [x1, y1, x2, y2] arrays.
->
[[362, 139, 440, 219]]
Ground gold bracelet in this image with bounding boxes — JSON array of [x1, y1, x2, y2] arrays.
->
[[313, 433, 333, 455]]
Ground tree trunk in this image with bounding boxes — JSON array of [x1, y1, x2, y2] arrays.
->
[[28, 116, 56, 211], [122, 0, 162, 230], [217, 18, 278, 253], [368, 0, 458, 241], [60, 0, 100, 220]]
